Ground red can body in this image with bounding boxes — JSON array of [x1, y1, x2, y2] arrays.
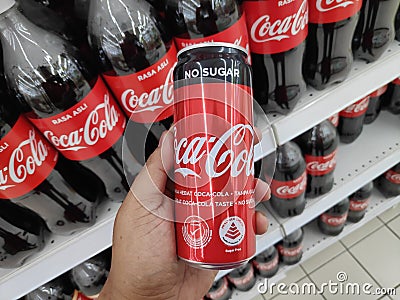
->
[[173, 43, 255, 269]]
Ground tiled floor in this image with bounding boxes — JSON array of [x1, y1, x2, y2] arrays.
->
[[250, 204, 400, 300]]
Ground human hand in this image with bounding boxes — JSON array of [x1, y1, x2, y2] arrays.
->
[[99, 130, 271, 300]]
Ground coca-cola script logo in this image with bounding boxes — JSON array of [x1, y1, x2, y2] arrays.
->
[[174, 124, 254, 180], [316, 0, 355, 12], [44, 94, 120, 152], [385, 170, 400, 184], [349, 199, 369, 211], [306, 150, 337, 176], [321, 213, 347, 226], [340, 97, 369, 118], [272, 171, 307, 199], [121, 64, 174, 115], [250, 0, 308, 43], [29, 78, 126, 161], [0, 117, 58, 199], [277, 244, 303, 257]]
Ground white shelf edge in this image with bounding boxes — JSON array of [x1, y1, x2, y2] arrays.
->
[[229, 192, 400, 300], [0, 201, 120, 300], [268, 42, 400, 146]]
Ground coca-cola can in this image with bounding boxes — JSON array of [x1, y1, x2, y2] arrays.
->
[[173, 42, 255, 269]]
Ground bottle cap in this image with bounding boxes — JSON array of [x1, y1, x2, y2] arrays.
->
[[0, 0, 15, 15]]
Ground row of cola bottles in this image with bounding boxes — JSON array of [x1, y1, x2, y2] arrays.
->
[[0, 0, 400, 272], [262, 84, 400, 219], [205, 172, 400, 300]]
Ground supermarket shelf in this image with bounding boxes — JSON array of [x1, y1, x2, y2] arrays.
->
[[269, 111, 400, 237], [0, 200, 121, 300], [230, 192, 400, 300], [267, 42, 400, 146]]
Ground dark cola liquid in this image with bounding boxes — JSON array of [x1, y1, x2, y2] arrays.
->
[[1, 96, 105, 235], [385, 82, 400, 114], [278, 228, 303, 265], [304, 16, 359, 90], [269, 142, 306, 218], [338, 105, 367, 144], [297, 121, 339, 198], [318, 199, 349, 236], [0, 8, 130, 202], [353, 0, 399, 62], [205, 277, 233, 300], [88, 0, 173, 163], [365, 89, 386, 124], [18, 0, 95, 67], [0, 200, 47, 268], [165, 0, 241, 39], [252, 246, 279, 278], [227, 263, 257, 291], [348, 182, 373, 222], [375, 163, 400, 198], [253, 43, 307, 114]]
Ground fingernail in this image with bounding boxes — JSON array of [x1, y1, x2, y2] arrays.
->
[[158, 131, 168, 148]]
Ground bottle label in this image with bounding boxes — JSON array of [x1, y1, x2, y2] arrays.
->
[[253, 254, 279, 271], [320, 213, 347, 226], [369, 85, 388, 98], [103, 45, 177, 123], [0, 116, 58, 199], [174, 14, 249, 55], [28, 78, 126, 161], [339, 97, 369, 118], [277, 244, 303, 257], [305, 150, 337, 176], [393, 77, 400, 85], [242, 0, 308, 54], [228, 267, 255, 286], [207, 277, 230, 299], [271, 171, 307, 199], [385, 170, 400, 184], [349, 198, 369, 211], [328, 113, 339, 127], [73, 290, 98, 300], [308, 0, 362, 24]]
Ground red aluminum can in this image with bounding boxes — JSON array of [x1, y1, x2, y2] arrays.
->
[[173, 42, 255, 269]]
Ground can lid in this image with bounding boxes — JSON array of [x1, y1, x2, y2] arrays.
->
[[177, 42, 248, 58], [0, 0, 15, 15]]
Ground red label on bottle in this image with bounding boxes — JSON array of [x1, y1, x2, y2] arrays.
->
[[320, 213, 347, 226], [369, 85, 388, 98], [174, 83, 255, 265], [174, 14, 249, 55], [73, 290, 98, 300], [0, 116, 58, 199], [207, 277, 230, 299], [253, 254, 279, 271], [28, 78, 126, 161], [392, 77, 400, 85], [103, 45, 177, 123], [277, 244, 303, 257], [385, 170, 400, 184], [228, 267, 255, 286], [308, 0, 362, 24], [305, 150, 337, 176], [242, 0, 308, 54], [328, 113, 339, 127], [349, 199, 369, 211], [339, 97, 369, 118], [271, 171, 307, 199]]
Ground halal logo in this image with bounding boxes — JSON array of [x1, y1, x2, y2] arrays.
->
[[219, 216, 246, 246], [182, 216, 212, 249]]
